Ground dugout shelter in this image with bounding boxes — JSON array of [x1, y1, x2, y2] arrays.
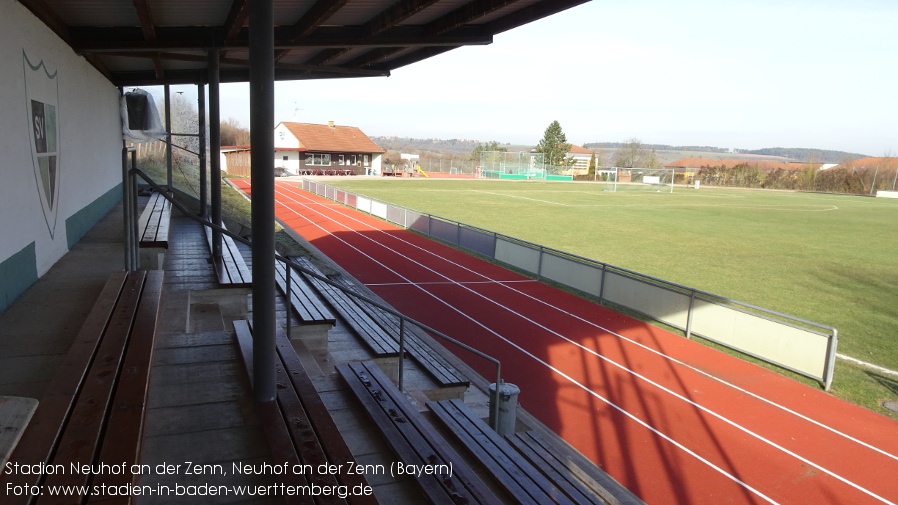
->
[[0, 0, 590, 403]]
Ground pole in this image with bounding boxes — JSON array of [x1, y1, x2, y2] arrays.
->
[[197, 84, 207, 217], [208, 49, 223, 258], [249, 0, 277, 403], [164, 85, 172, 192]]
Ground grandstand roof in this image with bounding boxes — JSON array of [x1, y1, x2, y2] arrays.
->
[[21, 0, 590, 87]]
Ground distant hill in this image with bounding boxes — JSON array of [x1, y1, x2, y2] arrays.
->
[[371, 137, 868, 165], [733, 147, 867, 164]]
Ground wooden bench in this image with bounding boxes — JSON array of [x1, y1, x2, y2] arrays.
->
[[233, 321, 376, 505], [296, 258, 469, 389], [506, 430, 645, 505], [295, 258, 398, 356], [1, 270, 163, 505], [138, 192, 172, 269], [275, 260, 336, 350], [429, 398, 634, 505], [336, 361, 500, 505], [204, 224, 251, 288], [329, 276, 469, 389]]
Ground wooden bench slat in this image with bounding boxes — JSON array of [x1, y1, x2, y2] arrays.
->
[[507, 430, 644, 505], [38, 273, 149, 497], [205, 225, 251, 287], [88, 271, 164, 496], [337, 361, 499, 505], [138, 193, 171, 248], [428, 399, 576, 505], [330, 276, 468, 387], [295, 260, 397, 355], [1, 273, 130, 496], [234, 321, 376, 505], [274, 261, 336, 325]]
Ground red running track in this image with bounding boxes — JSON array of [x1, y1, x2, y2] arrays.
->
[[236, 179, 898, 505]]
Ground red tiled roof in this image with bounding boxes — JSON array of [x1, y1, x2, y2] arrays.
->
[[568, 145, 593, 155], [833, 157, 898, 170], [281, 122, 384, 153]]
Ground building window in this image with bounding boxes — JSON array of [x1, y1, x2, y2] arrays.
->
[[339, 155, 345, 166], [363, 155, 369, 167], [351, 155, 357, 166], [282, 155, 289, 161], [305, 153, 332, 166]]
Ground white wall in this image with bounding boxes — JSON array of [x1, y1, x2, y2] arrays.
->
[[0, 0, 121, 280], [274, 123, 298, 149]]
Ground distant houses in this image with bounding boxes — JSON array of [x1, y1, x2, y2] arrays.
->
[[221, 121, 385, 176]]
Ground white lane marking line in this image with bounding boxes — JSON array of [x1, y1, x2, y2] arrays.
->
[[278, 182, 898, 465], [272, 185, 781, 504], [276, 183, 896, 504]]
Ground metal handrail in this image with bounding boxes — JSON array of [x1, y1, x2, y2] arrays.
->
[[129, 167, 504, 428]]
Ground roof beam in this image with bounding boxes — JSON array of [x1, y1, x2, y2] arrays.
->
[[346, 47, 405, 68], [71, 26, 491, 52], [486, 0, 590, 35], [427, 0, 521, 36], [131, 0, 164, 79], [288, 0, 350, 40], [305, 48, 351, 66], [223, 0, 250, 41], [363, 0, 442, 37]]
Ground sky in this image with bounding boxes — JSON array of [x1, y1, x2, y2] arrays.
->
[[168, 0, 898, 156]]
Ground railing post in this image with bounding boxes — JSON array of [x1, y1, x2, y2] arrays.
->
[[121, 145, 134, 271], [129, 150, 140, 269], [285, 261, 292, 341], [685, 291, 696, 339]]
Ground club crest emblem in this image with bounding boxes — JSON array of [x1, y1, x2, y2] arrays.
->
[[23, 51, 60, 239]]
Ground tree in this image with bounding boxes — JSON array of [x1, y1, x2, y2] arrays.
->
[[470, 141, 507, 162], [220, 117, 250, 146], [613, 138, 660, 168], [536, 120, 571, 167], [587, 153, 596, 175]]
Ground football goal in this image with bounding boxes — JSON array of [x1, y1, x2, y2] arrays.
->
[[602, 168, 675, 193]]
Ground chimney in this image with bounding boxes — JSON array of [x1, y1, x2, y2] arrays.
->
[[328, 120, 335, 128]]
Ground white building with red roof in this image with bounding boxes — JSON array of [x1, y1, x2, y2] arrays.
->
[[274, 121, 385, 176]]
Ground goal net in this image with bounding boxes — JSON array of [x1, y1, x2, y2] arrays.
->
[[478, 151, 545, 180], [602, 168, 675, 193]]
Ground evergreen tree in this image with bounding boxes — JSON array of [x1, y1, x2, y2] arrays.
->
[[536, 121, 571, 167]]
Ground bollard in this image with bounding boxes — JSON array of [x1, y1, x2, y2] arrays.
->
[[489, 381, 521, 436]]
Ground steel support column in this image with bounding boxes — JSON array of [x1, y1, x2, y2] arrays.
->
[[164, 85, 172, 192], [249, 0, 276, 402], [208, 49, 222, 258], [197, 84, 207, 217]]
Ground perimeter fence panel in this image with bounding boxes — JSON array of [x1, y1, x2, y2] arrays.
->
[[495, 238, 541, 274], [407, 211, 429, 235], [430, 218, 460, 246], [540, 252, 603, 297], [297, 178, 837, 389], [356, 196, 371, 214], [386, 205, 405, 227], [602, 270, 692, 330], [327, 186, 336, 201], [689, 299, 831, 381], [458, 226, 497, 258], [370, 200, 388, 220]]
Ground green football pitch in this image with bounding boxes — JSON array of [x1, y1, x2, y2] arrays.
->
[[322, 178, 898, 416]]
